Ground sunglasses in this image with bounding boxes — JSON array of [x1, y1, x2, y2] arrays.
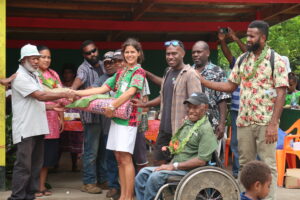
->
[[84, 48, 97, 55], [164, 40, 184, 49]]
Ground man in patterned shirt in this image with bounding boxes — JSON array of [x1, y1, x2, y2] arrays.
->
[[192, 41, 231, 140], [200, 20, 288, 200]]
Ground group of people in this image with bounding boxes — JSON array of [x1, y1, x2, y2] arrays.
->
[[6, 19, 290, 200]]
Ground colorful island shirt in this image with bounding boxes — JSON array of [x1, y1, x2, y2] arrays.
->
[[228, 48, 288, 127]]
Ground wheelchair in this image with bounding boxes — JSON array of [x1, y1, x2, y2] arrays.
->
[[153, 151, 241, 200]]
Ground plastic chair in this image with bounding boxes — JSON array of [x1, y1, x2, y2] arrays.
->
[[276, 119, 300, 187], [224, 126, 232, 167], [144, 120, 160, 142]]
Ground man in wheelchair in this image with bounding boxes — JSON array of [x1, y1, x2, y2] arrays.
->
[[135, 92, 218, 200]]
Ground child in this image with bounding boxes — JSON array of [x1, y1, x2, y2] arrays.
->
[[240, 160, 272, 200]]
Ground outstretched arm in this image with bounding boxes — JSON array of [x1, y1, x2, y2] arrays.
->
[[132, 95, 161, 108], [145, 70, 163, 86], [200, 76, 238, 93], [0, 73, 17, 87], [29, 90, 75, 102], [74, 85, 110, 96]]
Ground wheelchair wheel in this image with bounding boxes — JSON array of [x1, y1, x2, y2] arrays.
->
[[174, 166, 240, 200]]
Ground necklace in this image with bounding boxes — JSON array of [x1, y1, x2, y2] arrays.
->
[[168, 116, 206, 155], [115, 66, 129, 91], [242, 45, 269, 81]]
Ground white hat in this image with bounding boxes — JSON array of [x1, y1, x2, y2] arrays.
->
[[19, 44, 41, 62]]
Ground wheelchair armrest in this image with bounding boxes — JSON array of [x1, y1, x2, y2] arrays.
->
[[167, 175, 184, 183]]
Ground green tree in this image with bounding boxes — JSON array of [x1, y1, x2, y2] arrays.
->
[[218, 15, 300, 75]]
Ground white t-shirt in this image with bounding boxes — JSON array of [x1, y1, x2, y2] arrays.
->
[[11, 65, 49, 144], [142, 78, 151, 97]]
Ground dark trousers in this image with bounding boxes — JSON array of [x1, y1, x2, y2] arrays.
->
[[8, 135, 44, 200]]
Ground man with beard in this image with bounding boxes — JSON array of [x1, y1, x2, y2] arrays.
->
[[200, 20, 288, 200], [71, 40, 107, 194], [8, 44, 75, 200], [192, 41, 230, 140], [132, 40, 202, 165]]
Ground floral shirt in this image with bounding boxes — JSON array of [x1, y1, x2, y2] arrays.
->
[[38, 69, 62, 139], [193, 62, 231, 129], [228, 48, 288, 127], [105, 64, 145, 127]]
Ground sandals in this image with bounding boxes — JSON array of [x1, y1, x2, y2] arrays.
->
[[35, 189, 52, 197]]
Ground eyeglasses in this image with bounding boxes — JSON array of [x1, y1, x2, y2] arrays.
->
[[164, 40, 185, 49], [84, 48, 97, 55]]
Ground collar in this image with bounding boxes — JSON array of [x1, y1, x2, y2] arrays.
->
[[127, 63, 141, 71], [193, 62, 214, 73], [167, 64, 190, 75]]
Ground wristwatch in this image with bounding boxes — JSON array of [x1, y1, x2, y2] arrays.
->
[[173, 162, 179, 170], [108, 104, 116, 111]]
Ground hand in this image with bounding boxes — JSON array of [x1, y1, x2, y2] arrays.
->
[[215, 123, 225, 140], [46, 104, 56, 110], [0, 73, 17, 87], [161, 146, 168, 151], [53, 103, 65, 112], [131, 98, 145, 108], [218, 32, 226, 41], [103, 107, 114, 118], [64, 90, 76, 99], [154, 164, 174, 171], [265, 122, 278, 144], [59, 118, 64, 133], [228, 27, 238, 41]]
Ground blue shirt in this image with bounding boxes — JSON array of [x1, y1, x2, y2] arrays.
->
[[230, 57, 240, 111], [240, 192, 261, 200]]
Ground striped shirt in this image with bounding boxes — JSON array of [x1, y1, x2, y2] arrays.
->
[[231, 87, 240, 111], [76, 59, 105, 124]]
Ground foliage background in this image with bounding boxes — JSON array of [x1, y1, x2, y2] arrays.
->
[[218, 15, 300, 75]]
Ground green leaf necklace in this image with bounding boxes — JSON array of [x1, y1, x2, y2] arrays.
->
[[242, 45, 269, 81]]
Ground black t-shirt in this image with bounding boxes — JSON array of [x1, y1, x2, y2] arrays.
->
[[160, 68, 181, 133]]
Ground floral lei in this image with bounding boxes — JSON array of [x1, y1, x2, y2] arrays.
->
[[168, 116, 206, 155], [38, 71, 60, 89], [242, 45, 269, 81]]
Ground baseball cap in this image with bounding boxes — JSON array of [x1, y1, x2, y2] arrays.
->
[[184, 92, 209, 105], [19, 44, 41, 62], [113, 49, 123, 60], [103, 51, 114, 62]]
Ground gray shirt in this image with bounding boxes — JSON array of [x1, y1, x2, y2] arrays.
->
[[11, 65, 49, 144], [160, 68, 181, 133], [76, 59, 105, 124]]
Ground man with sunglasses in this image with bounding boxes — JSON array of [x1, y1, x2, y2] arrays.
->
[[192, 41, 231, 141], [71, 40, 107, 194], [132, 40, 202, 165]]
